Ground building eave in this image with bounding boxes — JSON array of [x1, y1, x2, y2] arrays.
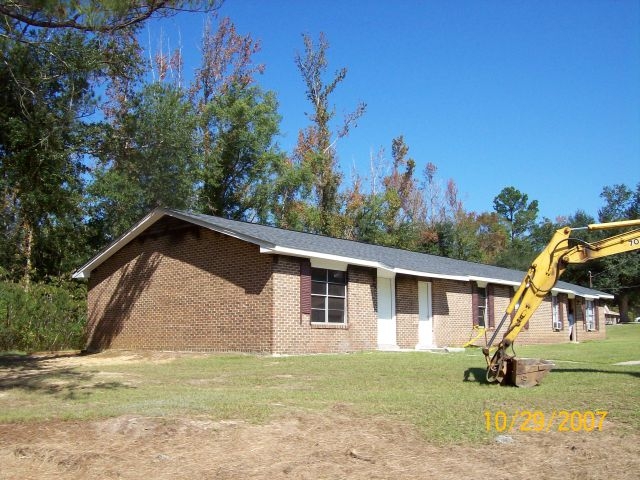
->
[[72, 209, 166, 279], [73, 208, 616, 304], [73, 208, 277, 279]]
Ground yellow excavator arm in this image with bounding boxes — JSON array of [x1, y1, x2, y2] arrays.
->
[[483, 219, 640, 386]]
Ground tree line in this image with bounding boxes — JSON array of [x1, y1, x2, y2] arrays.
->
[[1, 2, 638, 350]]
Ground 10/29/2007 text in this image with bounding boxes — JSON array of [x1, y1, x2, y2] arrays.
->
[[484, 410, 608, 433]]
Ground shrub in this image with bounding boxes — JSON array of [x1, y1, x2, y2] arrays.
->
[[0, 279, 87, 352]]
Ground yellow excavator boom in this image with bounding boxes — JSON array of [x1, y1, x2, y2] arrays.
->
[[483, 219, 640, 386]]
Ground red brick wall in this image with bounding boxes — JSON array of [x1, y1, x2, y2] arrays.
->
[[432, 279, 473, 347], [396, 275, 419, 349], [391, 277, 606, 348], [85, 216, 606, 354], [86, 221, 274, 352], [573, 297, 606, 342], [271, 258, 377, 354], [480, 287, 606, 345]]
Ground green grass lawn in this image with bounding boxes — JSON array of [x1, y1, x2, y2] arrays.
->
[[1, 325, 639, 444]]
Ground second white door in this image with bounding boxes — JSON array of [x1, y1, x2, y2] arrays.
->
[[377, 277, 397, 349], [417, 281, 434, 349]]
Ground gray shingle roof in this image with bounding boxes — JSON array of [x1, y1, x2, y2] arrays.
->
[[173, 209, 610, 299]]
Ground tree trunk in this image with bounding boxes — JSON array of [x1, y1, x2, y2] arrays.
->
[[21, 218, 33, 292], [618, 294, 630, 323]]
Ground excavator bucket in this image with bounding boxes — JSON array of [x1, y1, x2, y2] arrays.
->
[[504, 357, 555, 387]]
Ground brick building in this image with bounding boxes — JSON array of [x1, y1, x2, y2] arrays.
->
[[73, 208, 612, 354]]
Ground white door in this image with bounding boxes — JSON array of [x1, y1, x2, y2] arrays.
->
[[416, 281, 434, 349], [377, 277, 397, 349]]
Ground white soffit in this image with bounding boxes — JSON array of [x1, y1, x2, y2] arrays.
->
[[310, 258, 348, 271]]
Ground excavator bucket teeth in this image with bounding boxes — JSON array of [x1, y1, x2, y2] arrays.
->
[[504, 357, 555, 387]]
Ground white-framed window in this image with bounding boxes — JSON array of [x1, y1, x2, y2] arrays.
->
[[476, 286, 487, 328], [552, 295, 562, 331], [585, 300, 596, 331], [311, 268, 346, 324]]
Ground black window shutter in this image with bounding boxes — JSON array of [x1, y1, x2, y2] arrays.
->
[[471, 283, 478, 326], [300, 259, 311, 315], [487, 284, 495, 328]]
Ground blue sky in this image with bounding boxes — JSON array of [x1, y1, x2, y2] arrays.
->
[[147, 0, 639, 222]]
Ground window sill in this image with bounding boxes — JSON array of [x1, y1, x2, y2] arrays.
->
[[311, 322, 348, 330]]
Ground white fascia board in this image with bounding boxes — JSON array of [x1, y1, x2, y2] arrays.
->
[[393, 268, 468, 282], [72, 208, 167, 279], [551, 287, 574, 295], [261, 247, 469, 281], [261, 248, 468, 281], [591, 293, 615, 300], [468, 275, 521, 288], [262, 245, 394, 274], [550, 287, 614, 300], [262, 245, 385, 269]]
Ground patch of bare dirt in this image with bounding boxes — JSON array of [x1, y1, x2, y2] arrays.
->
[[26, 349, 206, 368], [1, 408, 638, 480], [1, 351, 638, 479]]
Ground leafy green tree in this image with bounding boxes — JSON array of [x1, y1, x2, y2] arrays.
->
[[342, 177, 385, 243], [270, 156, 316, 231], [491, 187, 540, 269], [493, 238, 537, 271], [92, 15, 284, 237], [89, 82, 199, 242], [0, 1, 220, 34], [341, 137, 422, 249], [592, 183, 640, 321], [493, 186, 539, 241], [598, 183, 640, 222], [188, 16, 285, 222], [555, 187, 640, 321], [0, 29, 103, 287], [442, 211, 508, 263], [528, 217, 561, 254], [0, 1, 216, 286], [198, 84, 286, 221]]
